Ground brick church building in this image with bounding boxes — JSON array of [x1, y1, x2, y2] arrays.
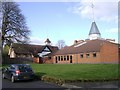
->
[[8, 21, 119, 64], [51, 21, 119, 64]]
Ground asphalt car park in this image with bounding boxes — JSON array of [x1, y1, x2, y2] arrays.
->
[[2, 78, 64, 89], [1, 64, 65, 89]]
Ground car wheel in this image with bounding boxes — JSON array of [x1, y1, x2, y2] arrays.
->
[[11, 75, 15, 83], [2, 73, 6, 79]]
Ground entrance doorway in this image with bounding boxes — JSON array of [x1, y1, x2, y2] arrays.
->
[[70, 55, 72, 63], [70, 59, 72, 63], [56, 60, 58, 63]]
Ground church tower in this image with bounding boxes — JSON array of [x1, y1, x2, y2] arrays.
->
[[89, 21, 101, 40], [88, 0, 101, 40], [45, 38, 51, 45]]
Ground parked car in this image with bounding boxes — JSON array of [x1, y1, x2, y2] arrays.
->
[[2, 64, 35, 83]]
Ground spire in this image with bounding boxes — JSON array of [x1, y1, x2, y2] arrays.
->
[[91, 0, 95, 22], [89, 22, 101, 35], [88, 22, 101, 40], [88, 0, 101, 40]]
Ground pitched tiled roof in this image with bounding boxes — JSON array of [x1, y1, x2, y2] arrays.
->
[[46, 45, 59, 53], [11, 43, 58, 55], [54, 39, 117, 55]]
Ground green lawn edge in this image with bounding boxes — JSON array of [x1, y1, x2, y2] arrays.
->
[[2, 63, 119, 85], [30, 63, 119, 85]]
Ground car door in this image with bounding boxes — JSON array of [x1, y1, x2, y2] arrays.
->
[[4, 66, 11, 79], [6, 65, 15, 79], [9, 65, 16, 79]]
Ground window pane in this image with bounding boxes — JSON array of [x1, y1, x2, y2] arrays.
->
[[70, 55, 72, 60], [49, 57, 51, 59], [93, 53, 97, 57], [80, 54, 83, 58], [86, 54, 90, 58], [64, 56, 66, 61], [61, 56, 63, 61], [67, 56, 69, 60], [19, 65, 32, 72], [56, 56, 57, 60], [58, 56, 60, 61]]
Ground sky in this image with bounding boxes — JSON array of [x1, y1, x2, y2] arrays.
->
[[16, 0, 118, 46]]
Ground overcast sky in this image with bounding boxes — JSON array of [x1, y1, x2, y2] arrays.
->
[[16, 0, 119, 46]]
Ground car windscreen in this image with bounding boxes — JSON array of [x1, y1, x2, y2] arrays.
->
[[18, 65, 33, 72]]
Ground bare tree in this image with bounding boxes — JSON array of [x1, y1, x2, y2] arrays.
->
[[1, 1, 31, 47], [57, 40, 66, 49]]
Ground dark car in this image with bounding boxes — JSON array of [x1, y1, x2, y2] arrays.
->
[[2, 64, 35, 83]]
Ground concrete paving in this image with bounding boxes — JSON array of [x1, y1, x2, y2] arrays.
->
[[62, 81, 119, 89]]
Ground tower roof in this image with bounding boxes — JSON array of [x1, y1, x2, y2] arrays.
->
[[89, 22, 101, 35], [45, 38, 51, 44]]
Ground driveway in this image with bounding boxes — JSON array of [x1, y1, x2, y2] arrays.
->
[[1, 69, 66, 89], [2, 79, 66, 89], [2, 78, 119, 89]]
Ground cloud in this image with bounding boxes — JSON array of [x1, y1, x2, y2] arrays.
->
[[29, 37, 45, 45], [70, 0, 118, 23], [29, 37, 57, 46]]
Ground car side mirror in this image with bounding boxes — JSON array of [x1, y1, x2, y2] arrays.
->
[[2, 68, 6, 72]]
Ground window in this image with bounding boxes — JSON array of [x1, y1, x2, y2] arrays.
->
[[61, 56, 63, 61], [64, 56, 66, 61], [80, 54, 83, 58], [93, 53, 97, 58], [70, 55, 72, 60], [18, 65, 32, 72], [49, 57, 51, 59], [58, 56, 60, 61], [10, 65, 15, 69], [55, 56, 57, 63], [44, 47, 51, 52], [55, 56, 57, 60], [70, 55, 72, 63], [86, 53, 90, 58], [67, 55, 69, 60]]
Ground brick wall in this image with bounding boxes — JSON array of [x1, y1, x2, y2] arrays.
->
[[53, 53, 101, 64], [100, 42, 119, 63], [77, 52, 101, 64], [52, 42, 119, 64], [33, 57, 43, 64], [44, 57, 53, 64]]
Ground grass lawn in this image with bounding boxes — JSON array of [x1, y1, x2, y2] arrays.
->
[[30, 63, 119, 81]]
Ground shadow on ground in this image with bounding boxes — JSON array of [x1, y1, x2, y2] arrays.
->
[[34, 72, 46, 80]]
